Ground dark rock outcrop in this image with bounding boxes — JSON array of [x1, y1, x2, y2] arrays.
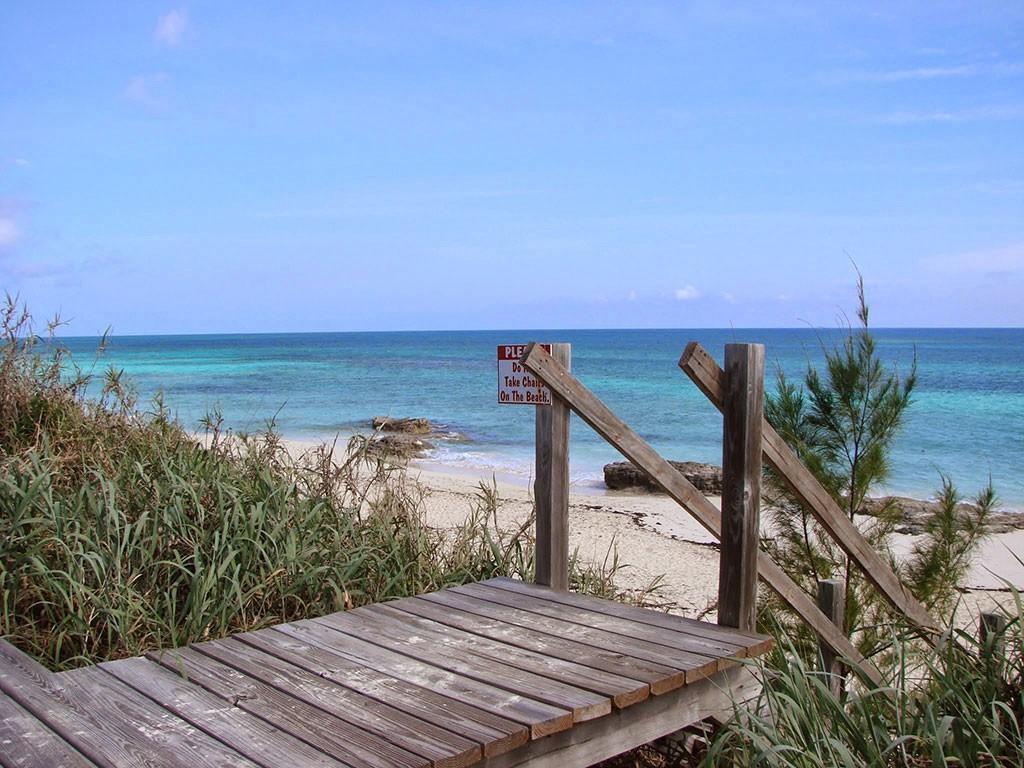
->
[[604, 461, 723, 495], [372, 416, 431, 434]]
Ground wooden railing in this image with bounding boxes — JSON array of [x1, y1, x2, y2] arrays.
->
[[521, 341, 942, 686]]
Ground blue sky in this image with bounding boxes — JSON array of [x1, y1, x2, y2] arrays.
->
[[1, 2, 1022, 334]]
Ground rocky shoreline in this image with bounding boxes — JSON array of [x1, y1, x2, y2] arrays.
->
[[602, 459, 1024, 532], [365, 416, 467, 460], [358, 417, 1023, 530]]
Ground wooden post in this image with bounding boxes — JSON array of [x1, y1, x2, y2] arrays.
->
[[817, 578, 846, 696], [534, 343, 571, 591], [718, 343, 764, 632]]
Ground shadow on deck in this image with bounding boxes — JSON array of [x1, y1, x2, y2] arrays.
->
[[0, 577, 770, 768]]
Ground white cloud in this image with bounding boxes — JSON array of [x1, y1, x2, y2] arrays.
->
[[721, 291, 735, 303], [823, 62, 1024, 85], [872, 104, 1024, 125], [674, 285, 700, 301], [124, 73, 170, 109], [12, 158, 29, 167], [627, 289, 637, 301], [155, 9, 188, 48], [0, 217, 19, 249]]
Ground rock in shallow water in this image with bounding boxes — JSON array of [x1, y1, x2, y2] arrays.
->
[[604, 460, 723, 495], [371, 416, 431, 434]]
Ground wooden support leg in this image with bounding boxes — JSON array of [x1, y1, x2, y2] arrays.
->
[[817, 578, 846, 697], [534, 343, 571, 591], [718, 343, 765, 632]]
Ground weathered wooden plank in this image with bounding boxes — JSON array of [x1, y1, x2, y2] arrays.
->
[[0, 689, 96, 768], [101, 656, 352, 768], [480, 666, 760, 768], [196, 637, 479, 768], [414, 590, 694, 691], [457, 582, 745, 663], [718, 343, 764, 632], [271, 620, 573, 739], [479, 581, 770, 651], [0, 644, 260, 768], [481, 577, 771, 652], [394, 592, 685, 694], [236, 627, 528, 758], [519, 343, 880, 685], [535, 342, 571, 591], [149, 646, 421, 768], [679, 341, 939, 634], [313, 608, 611, 722], [361, 602, 650, 709]]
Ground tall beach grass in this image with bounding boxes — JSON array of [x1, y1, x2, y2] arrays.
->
[[0, 300, 645, 670]]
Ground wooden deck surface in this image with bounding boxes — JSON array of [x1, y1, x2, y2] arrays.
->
[[0, 578, 771, 768]]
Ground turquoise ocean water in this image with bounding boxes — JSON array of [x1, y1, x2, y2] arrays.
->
[[61, 328, 1024, 509]]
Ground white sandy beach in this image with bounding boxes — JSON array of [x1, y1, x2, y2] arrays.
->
[[279, 436, 1022, 625], [406, 462, 1023, 623]]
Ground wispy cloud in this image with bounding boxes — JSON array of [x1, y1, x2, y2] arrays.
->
[[872, 104, 1024, 125], [922, 243, 1024, 277], [155, 9, 188, 48], [124, 73, 170, 110], [822, 61, 1024, 84], [674, 285, 701, 301]]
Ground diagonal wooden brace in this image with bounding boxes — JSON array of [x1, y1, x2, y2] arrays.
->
[[679, 342, 939, 636], [520, 342, 885, 687]]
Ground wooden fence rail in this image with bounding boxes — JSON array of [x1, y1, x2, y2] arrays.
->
[[519, 342, 884, 686], [678, 342, 939, 635]]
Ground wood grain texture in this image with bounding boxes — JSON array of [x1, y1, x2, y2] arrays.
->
[[100, 656, 352, 768], [718, 343, 764, 632], [534, 343, 571, 591], [480, 577, 771, 652], [196, 637, 478, 768], [395, 592, 684, 694], [149, 646, 421, 768], [362, 601, 650, 709], [311, 607, 612, 722], [270, 619, 574, 739], [453, 583, 729, 676], [235, 626, 528, 758], [0, 639, 260, 768], [679, 341, 939, 635], [519, 343, 881, 685], [0, 690, 96, 768]]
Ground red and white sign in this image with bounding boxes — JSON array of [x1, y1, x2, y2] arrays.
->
[[497, 344, 552, 405]]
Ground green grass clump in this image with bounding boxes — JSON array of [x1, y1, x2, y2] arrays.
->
[[703, 600, 1024, 767], [0, 300, 552, 669]]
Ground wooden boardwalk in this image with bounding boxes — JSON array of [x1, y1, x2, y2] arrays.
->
[[0, 578, 771, 768]]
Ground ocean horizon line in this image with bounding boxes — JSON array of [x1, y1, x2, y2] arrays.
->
[[55, 325, 1024, 341]]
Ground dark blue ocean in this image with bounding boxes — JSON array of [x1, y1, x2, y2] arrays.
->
[[61, 329, 1024, 509]]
